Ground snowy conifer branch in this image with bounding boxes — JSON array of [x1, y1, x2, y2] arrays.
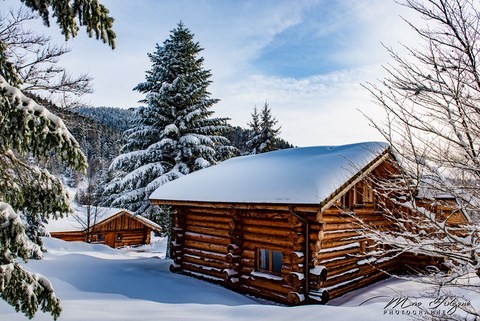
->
[[0, 150, 70, 217], [0, 75, 87, 172], [0, 203, 61, 319], [20, 0, 116, 49]]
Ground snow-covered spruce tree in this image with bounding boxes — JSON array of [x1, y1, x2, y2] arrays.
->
[[0, 1, 114, 319], [246, 102, 281, 154], [361, 0, 480, 319], [105, 22, 235, 225]]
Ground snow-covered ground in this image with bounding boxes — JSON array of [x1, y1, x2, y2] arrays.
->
[[0, 238, 477, 321]]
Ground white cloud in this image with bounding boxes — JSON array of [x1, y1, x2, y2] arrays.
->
[[212, 64, 387, 146]]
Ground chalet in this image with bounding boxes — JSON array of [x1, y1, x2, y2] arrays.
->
[[149, 141, 414, 305], [46, 206, 161, 248]]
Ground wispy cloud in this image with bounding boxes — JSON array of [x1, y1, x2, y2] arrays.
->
[[213, 65, 386, 146], [4, 0, 423, 146]]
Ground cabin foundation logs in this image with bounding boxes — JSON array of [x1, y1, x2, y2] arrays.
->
[[224, 210, 243, 286], [169, 209, 186, 273]]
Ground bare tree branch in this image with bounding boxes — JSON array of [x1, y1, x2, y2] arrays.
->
[[363, 1, 480, 319], [0, 6, 93, 106]]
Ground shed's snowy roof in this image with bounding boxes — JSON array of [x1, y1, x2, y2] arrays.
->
[[150, 141, 389, 205], [46, 205, 131, 233]]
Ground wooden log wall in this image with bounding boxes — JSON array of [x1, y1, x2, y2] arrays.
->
[[169, 205, 315, 305], [171, 207, 230, 281], [50, 231, 85, 242], [309, 205, 396, 301], [240, 210, 304, 305], [168, 199, 403, 305], [113, 229, 149, 247]]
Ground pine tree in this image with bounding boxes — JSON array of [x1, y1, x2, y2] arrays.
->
[[105, 22, 235, 224], [246, 106, 262, 154], [247, 102, 281, 154], [0, 1, 114, 319]]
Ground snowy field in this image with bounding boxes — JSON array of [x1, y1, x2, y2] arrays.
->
[[0, 238, 477, 321]]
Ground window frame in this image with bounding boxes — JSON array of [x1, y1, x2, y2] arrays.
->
[[340, 181, 376, 209], [256, 248, 283, 275]]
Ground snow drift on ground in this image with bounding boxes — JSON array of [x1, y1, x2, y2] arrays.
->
[[0, 237, 477, 320]]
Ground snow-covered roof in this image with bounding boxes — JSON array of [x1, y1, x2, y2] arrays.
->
[[45, 205, 159, 233], [150, 142, 389, 205]]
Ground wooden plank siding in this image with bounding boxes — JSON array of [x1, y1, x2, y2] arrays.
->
[[90, 212, 156, 248]]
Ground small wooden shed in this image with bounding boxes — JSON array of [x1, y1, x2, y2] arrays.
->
[[47, 206, 161, 248], [150, 142, 406, 305], [415, 183, 470, 226]]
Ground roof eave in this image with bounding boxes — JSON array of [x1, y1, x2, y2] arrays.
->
[[150, 199, 321, 212], [319, 148, 391, 213]]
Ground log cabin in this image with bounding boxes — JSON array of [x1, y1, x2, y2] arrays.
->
[[46, 205, 161, 248], [148, 142, 429, 305]]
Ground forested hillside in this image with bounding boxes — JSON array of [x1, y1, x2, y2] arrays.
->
[[74, 106, 133, 133], [27, 97, 126, 187], [224, 126, 294, 155], [72, 106, 294, 164]]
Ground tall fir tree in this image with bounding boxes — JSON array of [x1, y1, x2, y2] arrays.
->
[[247, 102, 281, 154], [105, 22, 234, 224]]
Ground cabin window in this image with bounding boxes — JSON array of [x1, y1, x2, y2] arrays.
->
[[341, 182, 375, 209], [257, 249, 283, 274], [341, 190, 353, 209], [355, 183, 363, 205], [116, 233, 122, 241], [97, 233, 103, 241]]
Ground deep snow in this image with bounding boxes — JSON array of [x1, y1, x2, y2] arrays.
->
[[0, 237, 477, 320]]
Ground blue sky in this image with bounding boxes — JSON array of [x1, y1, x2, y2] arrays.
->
[[253, 3, 359, 77], [4, 0, 421, 146]]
